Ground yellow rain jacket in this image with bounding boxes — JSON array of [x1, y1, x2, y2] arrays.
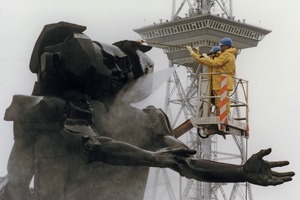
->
[[192, 48, 237, 91]]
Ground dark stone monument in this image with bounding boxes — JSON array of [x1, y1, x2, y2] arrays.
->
[[0, 22, 294, 200]]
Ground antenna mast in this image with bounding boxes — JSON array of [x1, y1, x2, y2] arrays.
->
[[134, 0, 270, 199]]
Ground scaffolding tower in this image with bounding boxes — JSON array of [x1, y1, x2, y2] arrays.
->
[[134, 1, 271, 199]]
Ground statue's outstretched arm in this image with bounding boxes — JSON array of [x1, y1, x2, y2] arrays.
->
[[177, 148, 295, 186], [156, 136, 294, 186], [83, 136, 196, 167]]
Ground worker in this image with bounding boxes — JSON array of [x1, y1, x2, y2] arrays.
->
[[208, 45, 222, 58], [187, 38, 237, 116], [204, 45, 222, 111]]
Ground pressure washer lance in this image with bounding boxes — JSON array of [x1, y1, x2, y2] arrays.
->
[[139, 40, 203, 57], [138, 39, 192, 50]]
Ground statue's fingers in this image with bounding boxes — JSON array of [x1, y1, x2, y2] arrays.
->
[[272, 171, 295, 178], [172, 148, 196, 157], [256, 148, 272, 159], [267, 178, 284, 186], [179, 150, 196, 157], [278, 176, 293, 183], [269, 176, 293, 186], [269, 160, 289, 168], [185, 149, 197, 155]]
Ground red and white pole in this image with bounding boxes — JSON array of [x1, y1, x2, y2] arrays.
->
[[219, 74, 228, 129]]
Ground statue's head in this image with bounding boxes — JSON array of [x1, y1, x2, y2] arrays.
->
[[29, 22, 153, 102]]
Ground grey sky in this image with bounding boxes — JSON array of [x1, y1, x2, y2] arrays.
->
[[0, 0, 299, 199]]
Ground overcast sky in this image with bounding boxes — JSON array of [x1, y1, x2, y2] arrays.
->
[[0, 0, 299, 199]]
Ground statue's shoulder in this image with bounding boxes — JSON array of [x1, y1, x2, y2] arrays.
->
[[4, 95, 42, 121], [4, 95, 65, 121], [142, 105, 172, 135], [142, 105, 164, 116]]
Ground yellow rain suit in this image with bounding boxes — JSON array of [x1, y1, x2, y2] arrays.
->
[[189, 47, 238, 114]]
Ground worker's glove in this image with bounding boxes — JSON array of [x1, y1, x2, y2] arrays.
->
[[135, 39, 145, 44], [201, 53, 208, 58], [186, 46, 200, 59], [186, 46, 199, 56], [186, 46, 193, 55], [193, 47, 200, 55]]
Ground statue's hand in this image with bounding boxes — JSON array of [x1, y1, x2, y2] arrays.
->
[[154, 147, 196, 172], [243, 148, 295, 186]]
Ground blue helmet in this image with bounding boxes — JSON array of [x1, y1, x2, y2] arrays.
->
[[219, 37, 233, 47], [209, 46, 221, 54]]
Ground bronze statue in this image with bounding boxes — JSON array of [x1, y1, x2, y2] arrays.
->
[[0, 22, 294, 200]]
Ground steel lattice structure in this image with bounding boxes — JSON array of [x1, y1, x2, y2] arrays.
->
[[135, 1, 270, 199]]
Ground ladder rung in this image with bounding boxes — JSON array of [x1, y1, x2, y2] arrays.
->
[[233, 118, 247, 121], [230, 104, 246, 107]]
